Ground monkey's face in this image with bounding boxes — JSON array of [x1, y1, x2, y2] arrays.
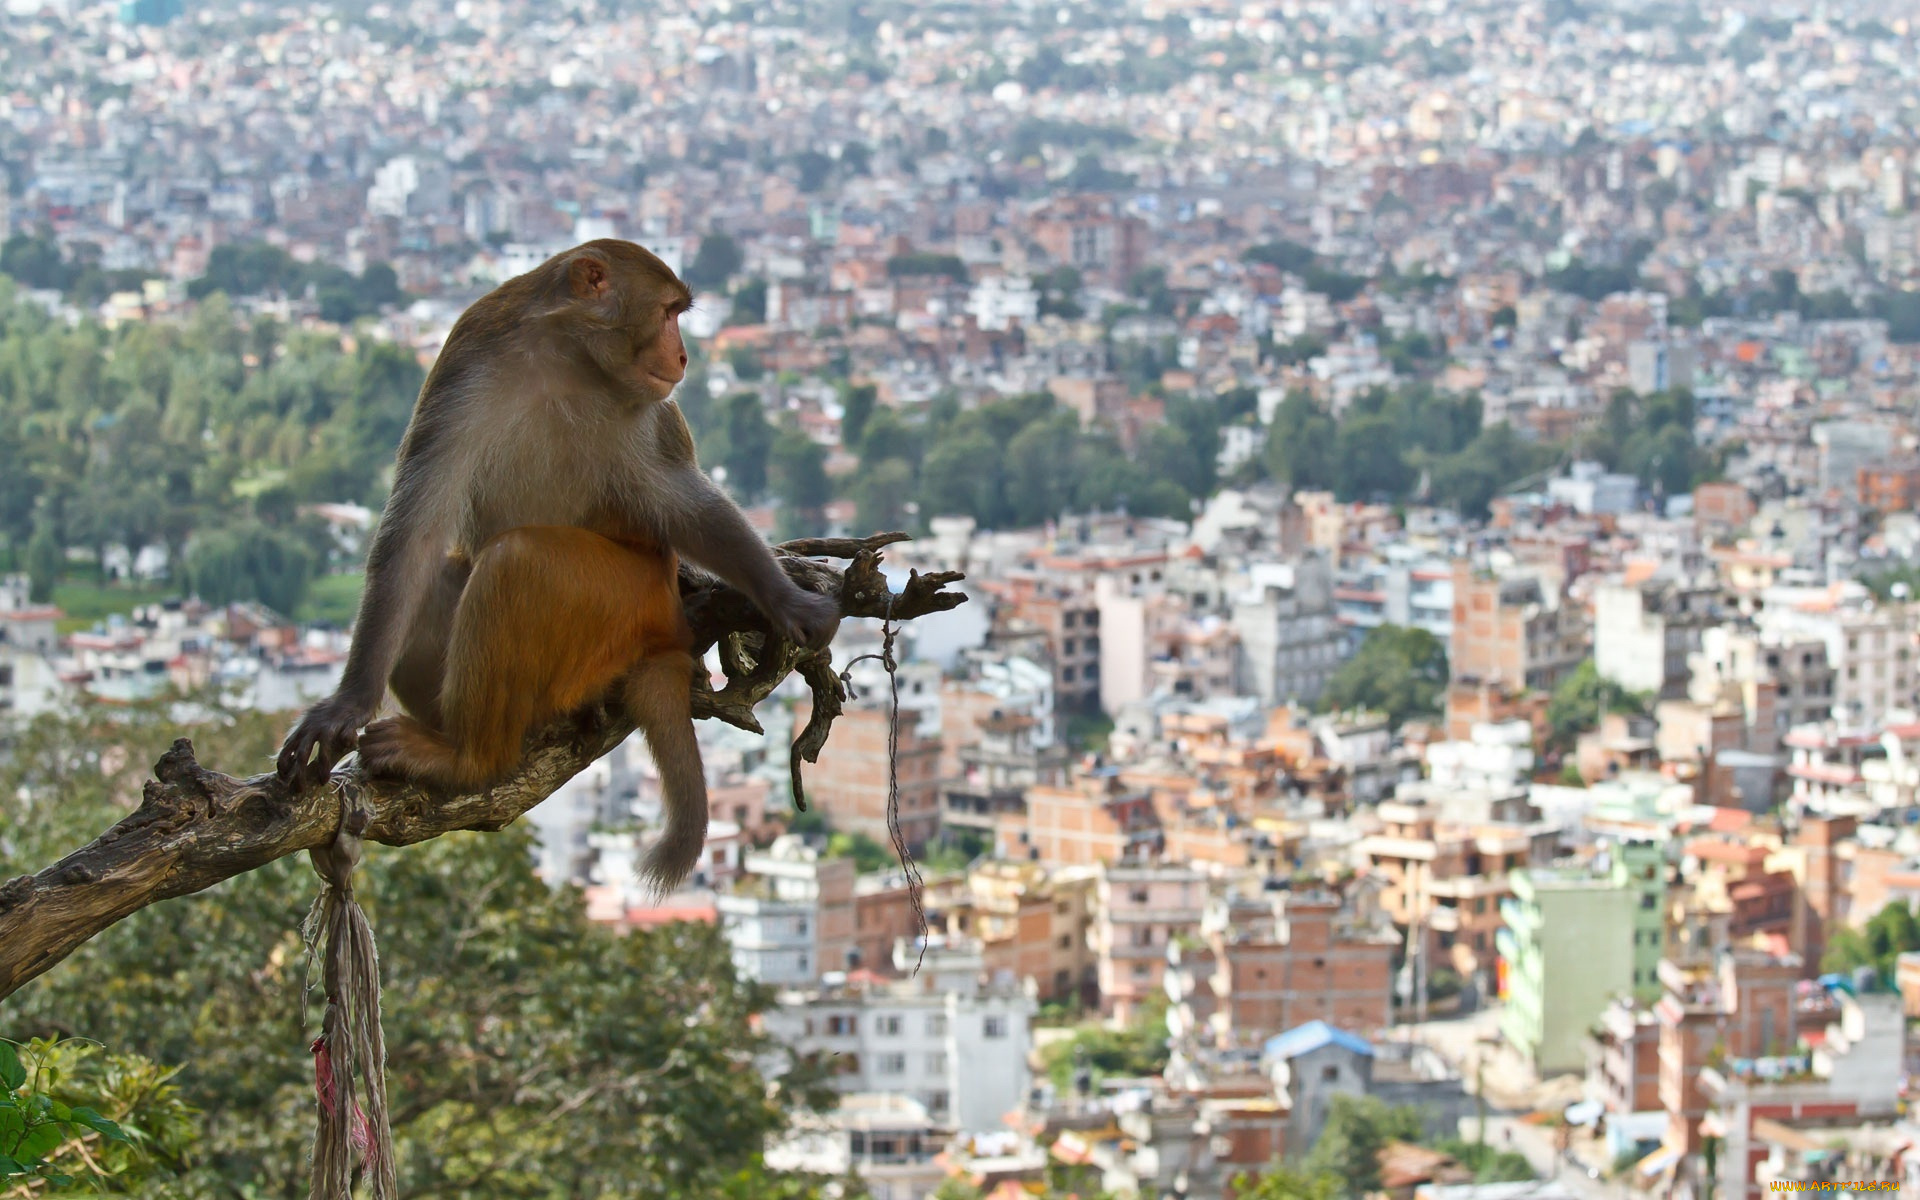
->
[[560, 243, 693, 404], [629, 300, 690, 403]]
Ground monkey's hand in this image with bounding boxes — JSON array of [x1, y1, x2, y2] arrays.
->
[[768, 583, 841, 650], [275, 694, 372, 790]]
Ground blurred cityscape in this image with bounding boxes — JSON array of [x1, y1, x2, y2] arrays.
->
[[4, 0, 1920, 1197]]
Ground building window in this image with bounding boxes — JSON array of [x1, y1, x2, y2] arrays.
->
[[1063, 666, 1077, 682], [1129, 888, 1150, 904], [928, 1090, 950, 1115], [878, 1053, 906, 1075], [983, 1016, 1008, 1039], [828, 1015, 858, 1036], [879, 1016, 902, 1036], [927, 1053, 948, 1074], [927, 1015, 948, 1036], [1322, 1065, 1340, 1081]]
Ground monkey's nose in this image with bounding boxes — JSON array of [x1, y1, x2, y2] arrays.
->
[[679, 352, 688, 368]]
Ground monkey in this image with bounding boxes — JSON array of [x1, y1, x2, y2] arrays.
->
[[276, 239, 840, 892]]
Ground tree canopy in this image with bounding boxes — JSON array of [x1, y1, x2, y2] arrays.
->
[[1323, 625, 1449, 728], [0, 700, 854, 1198]]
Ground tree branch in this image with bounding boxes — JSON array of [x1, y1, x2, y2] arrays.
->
[[0, 533, 966, 1002]]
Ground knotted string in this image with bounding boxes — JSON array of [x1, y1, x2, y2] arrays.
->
[[839, 592, 927, 973], [301, 780, 397, 1200]]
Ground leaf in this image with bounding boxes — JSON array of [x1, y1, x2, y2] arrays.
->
[[48, 1101, 70, 1122], [0, 1043, 22, 1092], [0, 1155, 25, 1177], [15, 1120, 65, 1162], [68, 1108, 129, 1143]]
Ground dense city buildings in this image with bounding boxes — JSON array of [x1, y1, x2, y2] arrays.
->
[[10, 0, 1920, 1194]]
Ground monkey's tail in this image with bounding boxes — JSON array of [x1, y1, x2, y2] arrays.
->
[[627, 652, 710, 896]]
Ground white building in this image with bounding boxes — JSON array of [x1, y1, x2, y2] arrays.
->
[[1758, 587, 1918, 726], [367, 155, 451, 220], [717, 837, 855, 987], [1547, 461, 1639, 516], [765, 1094, 946, 1200], [760, 949, 1036, 1134], [1594, 580, 1715, 699], [966, 273, 1039, 332], [1231, 554, 1342, 707]]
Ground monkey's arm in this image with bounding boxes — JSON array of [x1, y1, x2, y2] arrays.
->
[[645, 403, 840, 648], [277, 449, 454, 786]]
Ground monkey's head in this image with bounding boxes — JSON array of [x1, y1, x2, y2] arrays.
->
[[550, 240, 694, 404]]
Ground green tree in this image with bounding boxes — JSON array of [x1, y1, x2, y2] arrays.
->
[[1233, 1162, 1342, 1200], [0, 1037, 195, 1190], [920, 429, 1006, 525], [1302, 1096, 1424, 1198], [687, 232, 745, 290], [731, 278, 769, 324], [851, 458, 915, 533], [768, 428, 831, 539], [1265, 390, 1337, 490], [1323, 625, 1448, 727], [1821, 901, 1920, 985], [1546, 659, 1651, 753], [1, 701, 845, 1199], [717, 392, 775, 500], [182, 521, 320, 615], [25, 515, 61, 603], [840, 384, 877, 450]]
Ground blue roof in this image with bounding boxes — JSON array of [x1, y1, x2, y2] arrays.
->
[[1263, 1020, 1374, 1062]]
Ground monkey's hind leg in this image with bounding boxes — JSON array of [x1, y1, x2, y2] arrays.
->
[[625, 651, 708, 894]]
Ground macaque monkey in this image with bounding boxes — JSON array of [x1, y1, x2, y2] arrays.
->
[[277, 239, 839, 891]]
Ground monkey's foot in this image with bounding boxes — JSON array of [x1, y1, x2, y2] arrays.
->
[[357, 717, 467, 789]]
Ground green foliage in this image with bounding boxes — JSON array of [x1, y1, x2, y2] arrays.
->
[[25, 515, 60, 603], [182, 520, 321, 614], [731, 277, 769, 324], [1821, 901, 1920, 986], [296, 570, 365, 627], [1038, 998, 1170, 1093], [840, 384, 877, 449], [1546, 659, 1651, 753], [1, 232, 157, 304], [824, 831, 896, 874], [1577, 389, 1713, 495], [769, 428, 831, 539], [1234, 1161, 1342, 1200], [716, 392, 775, 499], [687, 232, 745, 290], [0, 700, 842, 1198], [1434, 1138, 1536, 1183], [1266, 385, 1506, 506], [1302, 1095, 1425, 1198], [1859, 563, 1920, 602], [886, 253, 969, 282], [1324, 625, 1448, 728], [188, 241, 403, 323], [0, 1036, 192, 1190]]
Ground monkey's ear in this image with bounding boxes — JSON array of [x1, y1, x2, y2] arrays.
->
[[568, 254, 613, 301]]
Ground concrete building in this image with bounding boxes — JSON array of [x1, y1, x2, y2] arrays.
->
[[1498, 841, 1665, 1075], [1594, 579, 1717, 699], [717, 837, 856, 986], [765, 1094, 946, 1200], [794, 700, 944, 851], [1092, 861, 1206, 1023], [1690, 627, 1834, 748], [1189, 888, 1398, 1047], [1450, 562, 1587, 694], [760, 956, 1036, 1134], [1232, 554, 1342, 708]]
